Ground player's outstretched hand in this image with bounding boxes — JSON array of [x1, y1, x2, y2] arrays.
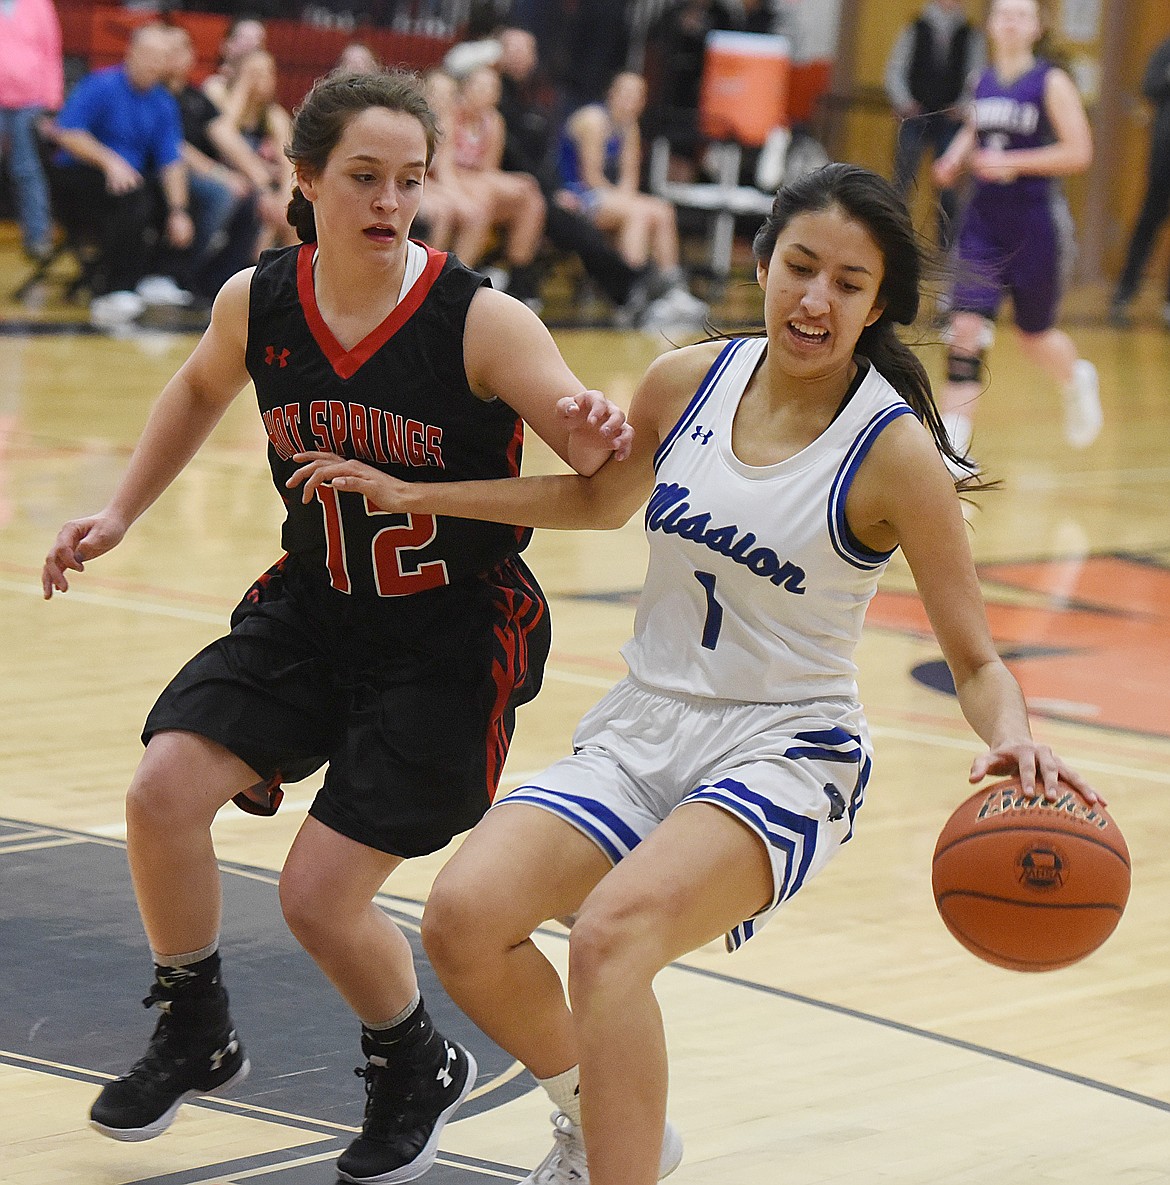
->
[[287, 451, 413, 512], [969, 740, 1103, 806], [558, 390, 634, 462], [42, 512, 129, 598]]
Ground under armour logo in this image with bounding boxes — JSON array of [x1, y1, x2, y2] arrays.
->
[[435, 1042, 456, 1089], [209, 1034, 239, 1071], [691, 425, 713, 445], [265, 345, 290, 367]]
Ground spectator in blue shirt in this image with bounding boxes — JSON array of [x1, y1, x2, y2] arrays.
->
[[50, 22, 195, 324]]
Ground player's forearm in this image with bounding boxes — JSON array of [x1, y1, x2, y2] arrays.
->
[[1002, 141, 1091, 177], [566, 433, 620, 478], [159, 160, 189, 212], [403, 471, 637, 532], [953, 658, 1034, 750], [52, 127, 124, 172]]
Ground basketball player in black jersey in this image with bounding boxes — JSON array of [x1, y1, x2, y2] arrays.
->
[[42, 68, 633, 1184]]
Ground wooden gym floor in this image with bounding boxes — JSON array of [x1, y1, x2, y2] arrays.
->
[[2, 221, 1170, 1185]]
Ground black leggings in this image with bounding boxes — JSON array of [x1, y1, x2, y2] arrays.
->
[[49, 163, 156, 295]]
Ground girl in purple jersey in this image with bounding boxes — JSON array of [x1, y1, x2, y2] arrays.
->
[[932, 0, 1102, 469]]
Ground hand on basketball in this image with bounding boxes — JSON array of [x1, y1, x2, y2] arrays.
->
[[286, 452, 414, 512], [558, 391, 634, 462], [42, 512, 129, 598], [969, 741, 1103, 806]]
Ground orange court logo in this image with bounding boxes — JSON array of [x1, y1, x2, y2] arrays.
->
[[865, 553, 1170, 740]]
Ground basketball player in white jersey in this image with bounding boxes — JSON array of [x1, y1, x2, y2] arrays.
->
[[288, 163, 1099, 1185]]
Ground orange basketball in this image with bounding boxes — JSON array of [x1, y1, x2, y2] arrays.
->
[[931, 778, 1130, 971]]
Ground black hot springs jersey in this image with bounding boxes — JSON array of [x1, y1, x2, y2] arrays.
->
[[245, 241, 530, 599]]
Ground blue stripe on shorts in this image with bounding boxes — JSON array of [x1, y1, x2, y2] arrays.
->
[[499, 787, 643, 865], [686, 776, 820, 901]]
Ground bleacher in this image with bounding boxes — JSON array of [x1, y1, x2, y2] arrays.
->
[[54, 2, 457, 109]]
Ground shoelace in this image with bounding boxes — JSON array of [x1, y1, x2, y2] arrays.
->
[[114, 1006, 188, 1097], [354, 1062, 420, 1135], [533, 1111, 588, 1184]]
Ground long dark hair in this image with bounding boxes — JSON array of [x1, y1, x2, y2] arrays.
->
[[752, 162, 983, 488], [284, 67, 439, 243]]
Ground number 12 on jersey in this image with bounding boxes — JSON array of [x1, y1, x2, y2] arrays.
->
[[694, 570, 723, 650], [317, 484, 449, 596]]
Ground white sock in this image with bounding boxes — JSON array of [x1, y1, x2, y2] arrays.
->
[[538, 1064, 582, 1127]]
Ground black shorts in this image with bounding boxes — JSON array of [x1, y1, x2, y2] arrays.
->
[[143, 552, 551, 857]]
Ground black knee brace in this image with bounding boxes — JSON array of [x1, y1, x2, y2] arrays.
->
[[947, 348, 985, 384]]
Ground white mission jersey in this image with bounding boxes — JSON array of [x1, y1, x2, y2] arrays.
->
[[622, 336, 915, 703]]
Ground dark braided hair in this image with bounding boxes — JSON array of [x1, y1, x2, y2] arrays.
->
[[284, 67, 439, 244], [753, 162, 985, 489]]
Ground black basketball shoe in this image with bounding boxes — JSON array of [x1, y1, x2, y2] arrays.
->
[[336, 1037, 478, 1184], [90, 987, 250, 1141]]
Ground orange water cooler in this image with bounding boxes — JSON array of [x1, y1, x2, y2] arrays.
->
[[698, 31, 791, 146]]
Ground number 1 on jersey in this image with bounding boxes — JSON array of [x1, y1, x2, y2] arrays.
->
[[694, 570, 723, 650]]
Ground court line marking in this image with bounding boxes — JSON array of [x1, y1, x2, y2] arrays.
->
[[0, 578, 226, 624], [3, 817, 1169, 1135], [85, 769, 551, 840], [179, 1151, 524, 1184], [0, 1053, 526, 1183], [0, 836, 90, 854], [660, 956, 1170, 1116], [0, 825, 531, 1115], [0, 1044, 522, 1152], [866, 724, 1170, 785], [9, 571, 1169, 822]]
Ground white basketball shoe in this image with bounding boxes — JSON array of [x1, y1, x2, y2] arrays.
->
[[1063, 359, 1103, 449], [520, 1109, 684, 1184]]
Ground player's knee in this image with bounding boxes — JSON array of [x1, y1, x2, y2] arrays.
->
[[126, 736, 217, 833], [277, 865, 328, 946], [568, 896, 667, 994], [420, 868, 493, 978]]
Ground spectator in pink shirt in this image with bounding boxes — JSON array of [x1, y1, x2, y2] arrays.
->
[[0, 0, 64, 260]]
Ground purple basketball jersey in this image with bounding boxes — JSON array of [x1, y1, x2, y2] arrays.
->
[[969, 61, 1055, 203], [951, 62, 1067, 332]]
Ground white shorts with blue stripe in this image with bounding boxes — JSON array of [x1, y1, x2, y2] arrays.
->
[[492, 677, 873, 951]]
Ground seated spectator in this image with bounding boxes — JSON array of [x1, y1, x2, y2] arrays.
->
[[416, 69, 494, 265], [0, 0, 63, 262], [493, 26, 687, 328], [49, 22, 195, 325], [160, 25, 261, 302], [216, 49, 297, 251], [202, 16, 267, 113], [449, 63, 546, 302], [558, 70, 706, 322]]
